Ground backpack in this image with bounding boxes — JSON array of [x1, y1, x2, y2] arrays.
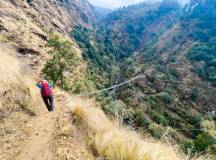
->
[[41, 81, 51, 97]]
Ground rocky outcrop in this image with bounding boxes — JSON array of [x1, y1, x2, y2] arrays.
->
[[0, 0, 94, 71]]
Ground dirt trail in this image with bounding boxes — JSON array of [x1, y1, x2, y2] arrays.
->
[[17, 100, 59, 160], [13, 92, 94, 160]]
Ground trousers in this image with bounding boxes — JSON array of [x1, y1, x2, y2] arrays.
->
[[42, 95, 54, 112]]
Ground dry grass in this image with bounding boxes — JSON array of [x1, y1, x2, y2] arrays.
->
[[0, 46, 37, 118], [90, 124, 183, 160], [67, 96, 212, 160], [72, 105, 87, 122], [0, 35, 8, 42]]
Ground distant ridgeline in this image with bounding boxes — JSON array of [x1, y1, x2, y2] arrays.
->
[[71, 0, 216, 155]]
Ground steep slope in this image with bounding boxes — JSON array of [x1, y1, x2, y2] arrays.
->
[[0, 43, 39, 160], [58, 0, 96, 26], [0, 1, 97, 159], [12, 92, 94, 160], [0, 44, 37, 119], [0, 0, 215, 159], [100, 0, 182, 58], [112, 0, 216, 154], [152, 0, 216, 111], [70, 0, 183, 89], [67, 95, 211, 160], [0, 0, 95, 72], [0, 0, 94, 126], [71, 0, 216, 155]]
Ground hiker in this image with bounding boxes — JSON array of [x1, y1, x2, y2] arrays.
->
[[36, 79, 54, 112]]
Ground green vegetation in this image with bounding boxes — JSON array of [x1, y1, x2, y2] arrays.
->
[[183, 0, 216, 86], [69, 0, 216, 156], [193, 132, 216, 154], [177, 129, 215, 154], [134, 109, 150, 127], [71, 73, 94, 94], [188, 43, 216, 85], [101, 0, 181, 59], [71, 24, 215, 155], [43, 32, 80, 90], [158, 92, 172, 104], [71, 26, 119, 89]]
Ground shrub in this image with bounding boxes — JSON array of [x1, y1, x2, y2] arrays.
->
[[195, 67, 206, 78], [194, 132, 216, 152], [208, 73, 216, 84], [190, 113, 203, 127], [72, 75, 93, 94], [183, 139, 195, 153], [188, 44, 213, 62], [200, 120, 215, 131], [158, 92, 172, 104], [208, 144, 216, 155], [189, 88, 199, 101], [148, 123, 165, 139], [134, 109, 150, 127], [102, 100, 126, 118], [152, 111, 169, 126], [169, 68, 180, 79], [208, 58, 216, 66], [187, 43, 216, 85]]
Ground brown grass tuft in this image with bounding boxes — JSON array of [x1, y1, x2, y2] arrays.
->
[[72, 105, 87, 122], [66, 96, 208, 160]]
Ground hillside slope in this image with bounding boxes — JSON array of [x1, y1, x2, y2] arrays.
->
[[0, 0, 95, 159], [67, 95, 211, 160], [0, 0, 94, 72], [0, 0, 215, 159], [100, 0, 182, 58], [0, 45, 199, 160], [0, 42, 94, 160], [71, 0, 216, 155], [0, 43, 38, 159]]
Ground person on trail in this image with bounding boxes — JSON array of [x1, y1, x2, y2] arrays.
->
[[36, 79, 54, 112]]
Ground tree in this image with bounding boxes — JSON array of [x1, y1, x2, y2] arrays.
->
[[189, 87, 199, 101], [194, 132, 216, 152], [43, 32, 80, 89]]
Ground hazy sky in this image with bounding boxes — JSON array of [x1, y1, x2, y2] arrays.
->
[[88, 0, 189, 9], [88, 0, 145, 9]]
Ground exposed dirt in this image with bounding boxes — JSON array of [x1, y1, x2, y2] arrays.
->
[[0, 91, 94, 160], [16, 110, 57, 160]]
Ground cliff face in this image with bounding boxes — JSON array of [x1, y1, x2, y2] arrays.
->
[[57, 0, 96, 27], [0, 0, 94, 71]]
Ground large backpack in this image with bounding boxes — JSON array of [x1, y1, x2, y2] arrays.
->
[[41, 81, 51, 97]]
